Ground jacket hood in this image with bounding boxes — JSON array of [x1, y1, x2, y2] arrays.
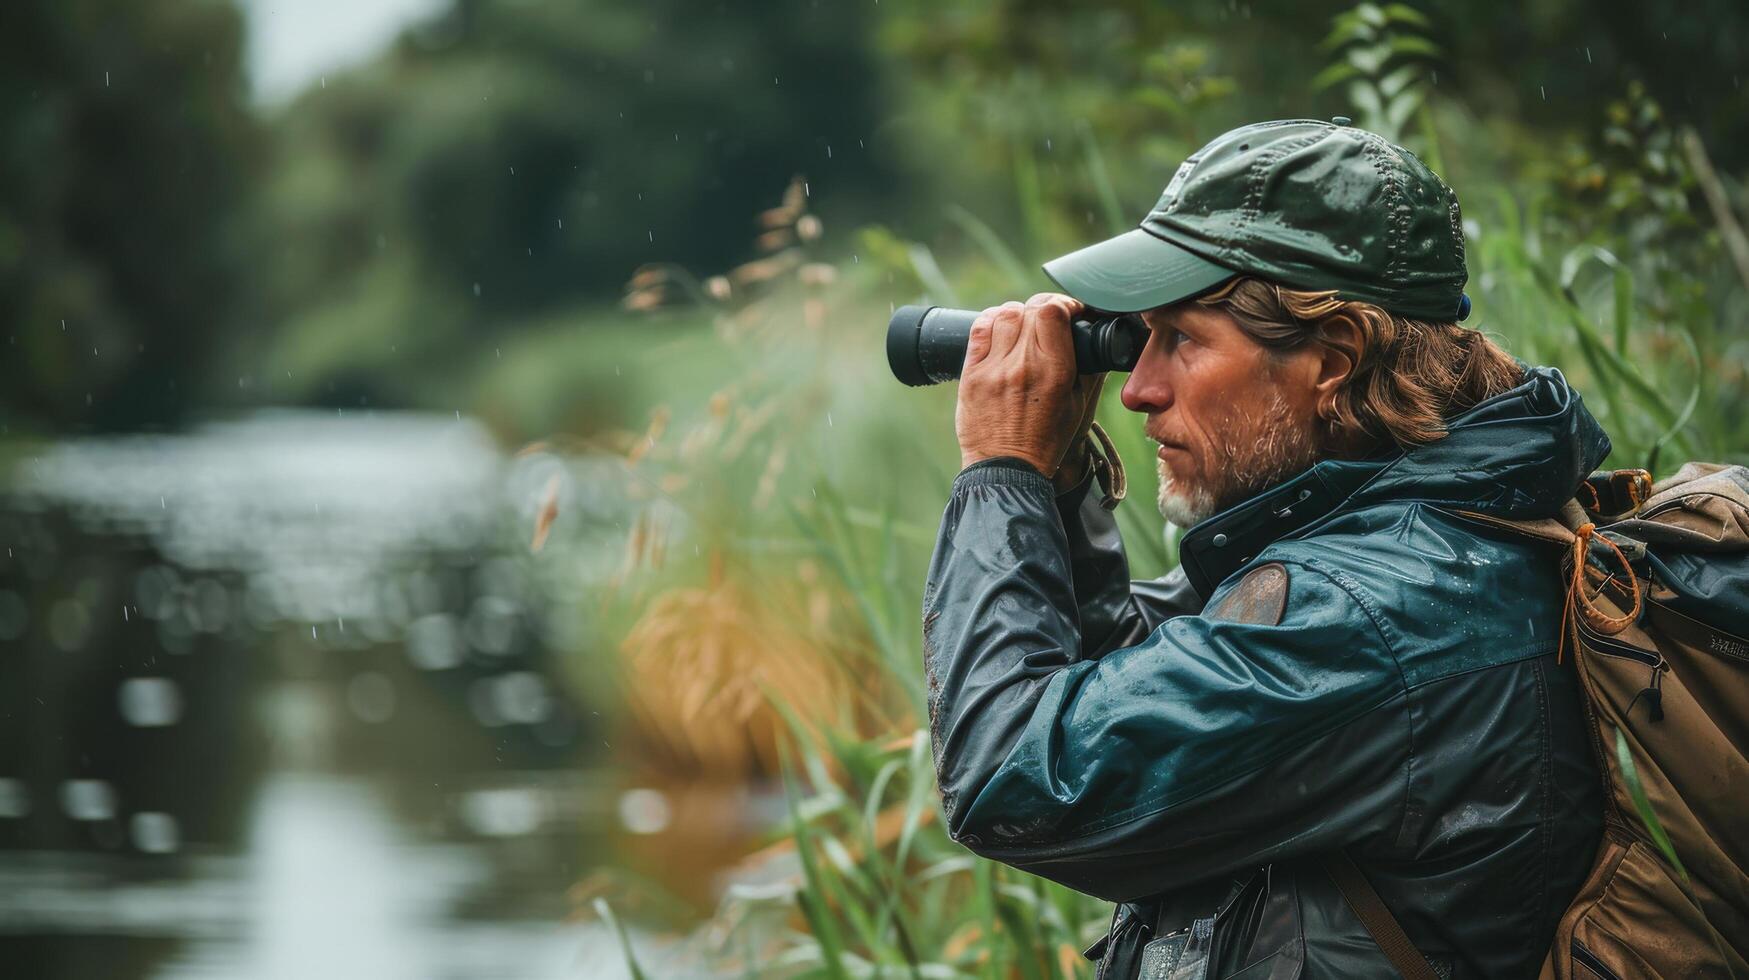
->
[[1349, 364, 1612, 515], [1177, 365, 1612, 597]]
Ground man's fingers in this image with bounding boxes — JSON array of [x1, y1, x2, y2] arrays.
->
[[963, 310, 994, 370], [1024, 292, 1079, 363], [987, 301, 1025, 360]]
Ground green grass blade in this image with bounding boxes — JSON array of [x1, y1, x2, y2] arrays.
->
[[592, 898, 651, 980], [1076, 120, 1127, 235], [992, 892, 1048, 980], [783, 759, 854, 980], [894, 730, 934, 874], [973, 860, 1001, 980], [1614, 727, 1739, 977], [1013, 144, 1048, 263], [1612, 264, 1633, 358], [908, 242, 960, 308], [946, 205, 1034, 293], [1646, 328, 1703, 474], [1614, 726, 1688, 880]]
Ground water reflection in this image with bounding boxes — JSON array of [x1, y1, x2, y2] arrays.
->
[[0, 411, 644, 979]]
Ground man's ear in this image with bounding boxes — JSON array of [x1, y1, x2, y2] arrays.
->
[[1313, 313, 1362, 417]]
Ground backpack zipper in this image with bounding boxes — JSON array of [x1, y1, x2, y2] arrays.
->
[[1572, 939, 1624, 980]]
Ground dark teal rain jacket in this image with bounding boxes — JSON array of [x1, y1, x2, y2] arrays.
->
[[922, 366, 1609, 978]]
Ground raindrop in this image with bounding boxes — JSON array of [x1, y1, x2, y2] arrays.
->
[[473, 282, 481, 297], [1540, 86, 1547, 101], [1585, 47, 1592, 64]]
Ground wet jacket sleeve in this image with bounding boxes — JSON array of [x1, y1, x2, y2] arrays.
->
[[1053, 467, 1203, 656], [923, 460, 1411, 902]]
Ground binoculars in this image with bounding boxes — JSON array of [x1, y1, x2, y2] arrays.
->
[[886, 305, 1149, 387]]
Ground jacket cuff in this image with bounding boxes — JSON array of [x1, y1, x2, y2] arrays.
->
[[953, 456, 1053, 494]]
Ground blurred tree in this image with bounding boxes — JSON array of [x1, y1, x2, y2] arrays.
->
[[244, 0, 904, 408], [1421, 0, 1749, 172], [0, 0, 259, 433]]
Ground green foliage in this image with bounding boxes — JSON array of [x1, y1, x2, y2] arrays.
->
[[699, 719, 1109, 977], [0, 0, 259, 432], [234, 0, 905, 409], [1316, 3, 1441, 145]]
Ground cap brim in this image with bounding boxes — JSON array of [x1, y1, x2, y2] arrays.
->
[[1042, 228, 1235, 314]]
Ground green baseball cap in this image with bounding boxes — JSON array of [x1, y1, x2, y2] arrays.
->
[[1043, 118, 1471, 321]]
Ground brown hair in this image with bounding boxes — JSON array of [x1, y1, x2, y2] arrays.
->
[[1194, 276, 1523, 453]]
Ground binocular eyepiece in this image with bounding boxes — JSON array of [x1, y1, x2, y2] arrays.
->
[[886, 305, 1149, 386]]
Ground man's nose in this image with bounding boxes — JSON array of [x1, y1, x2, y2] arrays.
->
[[1120, 336, 1172, 414]]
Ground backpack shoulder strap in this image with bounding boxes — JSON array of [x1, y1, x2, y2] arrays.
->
[[1320, 851, 1441, 980], [1452, 499, 1587, 548]]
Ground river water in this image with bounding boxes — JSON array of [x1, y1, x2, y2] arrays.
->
[[0, 411, 666, 979]]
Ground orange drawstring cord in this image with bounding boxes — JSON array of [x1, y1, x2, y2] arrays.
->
[[1557, 522, 1643, 664]]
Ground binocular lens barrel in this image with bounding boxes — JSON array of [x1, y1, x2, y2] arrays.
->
[[886, 305, 1149, 386]]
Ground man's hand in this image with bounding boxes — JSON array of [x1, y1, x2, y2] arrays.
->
[[955, 293, 1106, 488]]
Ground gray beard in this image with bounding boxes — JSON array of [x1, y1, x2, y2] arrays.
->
[[1156, 393, 1320, 530]]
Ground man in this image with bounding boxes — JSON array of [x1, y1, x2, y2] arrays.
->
[[922, 118, 1605, 978]]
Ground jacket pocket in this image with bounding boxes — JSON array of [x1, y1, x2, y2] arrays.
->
[[1209, 867, 1304, 980]]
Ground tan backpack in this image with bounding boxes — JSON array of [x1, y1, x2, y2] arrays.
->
[[1442, 463, 1749, 978], [1339, 464, 1749, 978]]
